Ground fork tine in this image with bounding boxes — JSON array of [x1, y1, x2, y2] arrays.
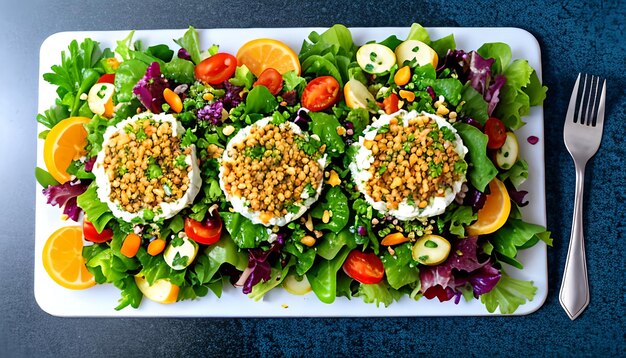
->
[[585, 75, 599, 126], [595, 79, 607, 128], [575, 74, 587, 124], [567, 73, 581, 123]]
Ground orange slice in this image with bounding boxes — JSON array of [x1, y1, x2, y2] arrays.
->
[[42, 226, 95, 290], [236, 38, 301, 77], [43, 116, 91, 184], [467, 178, 511, 236]]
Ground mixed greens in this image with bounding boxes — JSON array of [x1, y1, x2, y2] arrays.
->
[[37, 24, 552, 314]]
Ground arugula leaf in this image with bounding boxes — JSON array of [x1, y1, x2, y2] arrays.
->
[[174, 26, 202, 64], [220, 212, 268, 249], [381, 243, 419, 290], [310, 186, 350, 233], [36, 100, 70, 129], [480, 271, 537, 314], [453, 123, 498, 192], [309, 112, 345, 156]]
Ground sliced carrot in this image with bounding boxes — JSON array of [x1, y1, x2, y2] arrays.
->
[[381, 232, 409, 246], [399, 90, 416, 102], [394, 66, 411, 86], [147, 238, 166, 256], [120, 233, 142, 258], [163, 88, 183, 113]]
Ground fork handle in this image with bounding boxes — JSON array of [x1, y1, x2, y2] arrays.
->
[[559, 163, 590, 320]]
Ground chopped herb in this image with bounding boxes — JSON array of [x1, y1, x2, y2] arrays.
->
[[174, 154, 187, 168], [97, 85, 108, 99], [172, 252, 188, 267], [412, 46, 420, 52], [118, 166, 128, 176], [407, 133, 415, 142], [428, 161, 443, 178], [369, 52, 377, 61], [378, 164, 387, 175], [135, 127, 147, 142], [441, 126, 456, 142], [287, 203, 301, 215], [295, 135, 322, 157], [428, 128, 440, 141], [425, 240, 438, 248], [454, 159, 468, 174], [147, 161, 163, 180], [365, 63, 374, 72], [304, 183, 317, 197], [171, 236, 184, 247], [181, 128, 197, 147], [244, 145, 266, 160], [378, 124, 390, 134], [271, 111, 287, 125], [403, 142, 412, 153], [143, 209, 155, 221], [418, 255, 429, 262]]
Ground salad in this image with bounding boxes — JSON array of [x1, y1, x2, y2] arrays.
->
[[36, 24, 552, 314]]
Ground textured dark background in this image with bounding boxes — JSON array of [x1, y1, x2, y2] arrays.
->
[[1, 0, 625, 356]]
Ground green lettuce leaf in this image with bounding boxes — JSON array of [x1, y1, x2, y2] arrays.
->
[[245, 85, 278, 115], [193, 234, 248, 284], [76, 184, 114, 233], [406, 23, 431, 43], [306, 246, 351, 304], [174, 26, 202, 64], [163, 58, 195, 84], [498, 159, 529, 188], [249, 258, 294, 301], [524, 70, 548, 106], [476, 42, 512, 75], [480, 271, 537, 314], [459, 84, 489, 124], [453, 123, 498, 192], [114, 59, 148, 103], [358, 282, 402, 308], [317, 228, 356, 260], [229, 65, 255, 89], [492, 219, 554, 269]]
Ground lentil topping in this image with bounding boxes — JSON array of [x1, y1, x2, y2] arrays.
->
[[93, 113, 201, 221], [350, 110, 467, 221], [219, 117, 326, 226]]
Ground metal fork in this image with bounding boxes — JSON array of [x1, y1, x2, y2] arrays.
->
[[559, 73, 607, 320]]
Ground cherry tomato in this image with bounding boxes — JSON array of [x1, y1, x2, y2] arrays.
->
[[382, 93, 399, 114], [301, 76, 340, 112], [342, 250, 385, 284], [96, 73, 115, 84], [83, 217, 113, 243], [184, 215, 222, 245], [484, 117, 507, 149], [194, 53, 237, 85], [253, 68, 283, 95]]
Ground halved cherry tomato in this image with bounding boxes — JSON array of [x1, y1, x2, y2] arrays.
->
[[254, 68, 283, 95], [184, 215, 222, 245], [382, 93, 400, 114], [97, 73, 115, 84], [194, 53, 237, 85], [83, 217, 113, 243], [342, 250, 384, 284], [484, 117, 507, 149], [301, 76, 340, 112]]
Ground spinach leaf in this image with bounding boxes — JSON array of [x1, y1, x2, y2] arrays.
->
[[346, 108, 369, 137], [430, 34, 456, 60], [114, 59, 148, 103], [146, 44, 174, 62], [309, 112, 345, 156], [306, 246, 351, 304], [220, 212, 268, 249], [310, 186, 349, 233], [317, 228, 356, 260], [380, 243, 419, 290], [453, 123, 498, 192], [405, 23, 431, 43], [245, 85, 278, 115], [35, 167, 60, 188], [163, 58, 195, 84]]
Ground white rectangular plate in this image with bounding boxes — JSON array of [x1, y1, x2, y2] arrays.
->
[[35, 27, 547, 317]]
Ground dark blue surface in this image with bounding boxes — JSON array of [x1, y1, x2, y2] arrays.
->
[[1, 0, 624, 356]]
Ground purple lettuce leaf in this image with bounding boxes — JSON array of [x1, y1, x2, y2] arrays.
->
[[437, 49, 469, 82], [485, 74, 506, 116], [84, 157, 96, 172], [467, 52, 495, 96], [42, 179, 90, 221], [222, 81, 243, 109], [133, 62, 169, 113], [242, 235, 286, 294], [467, 263, 501, 296], [197, 101, 224, 125]]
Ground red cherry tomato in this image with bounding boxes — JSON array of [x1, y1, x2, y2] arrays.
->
[[484, 117, 507, 149], [253, 68, 283, 95], [97, 73, 115, 84], [184, 215, 222, 245], [301, 76, 340, 112], [342, 250, 385, 284], [382, 93, 399, 114], [83, 217, 113, 243], [194, 53, 237, 85]]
